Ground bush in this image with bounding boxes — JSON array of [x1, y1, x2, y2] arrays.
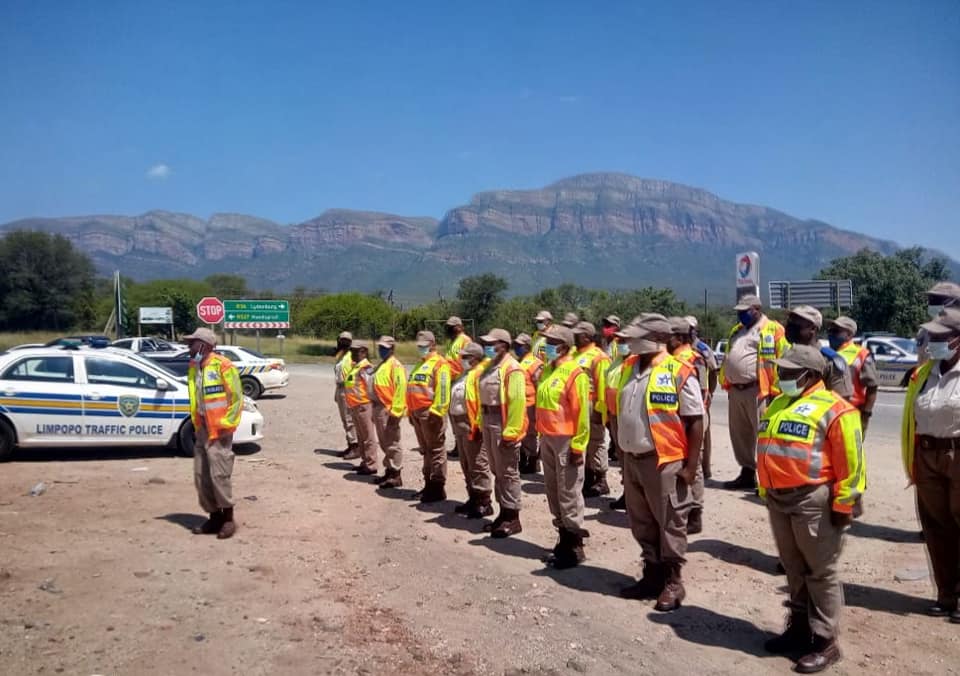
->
[[298, 293, 396, 340]]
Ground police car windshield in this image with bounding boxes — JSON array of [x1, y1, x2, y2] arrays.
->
[[123, 350, 184, 380], [240, 348, 267, 359], [891, 338, 917, 354]]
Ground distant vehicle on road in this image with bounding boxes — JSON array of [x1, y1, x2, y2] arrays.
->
[[147, 345, 288, 400], [862, 336, 917, 387], [714, 340, 728, 367], [111, 336, 184, 356]]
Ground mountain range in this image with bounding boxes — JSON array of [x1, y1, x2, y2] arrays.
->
[[1, 173, 952, 304]]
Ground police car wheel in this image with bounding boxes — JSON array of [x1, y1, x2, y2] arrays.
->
[[0, 419, 15, 462], [176, 420, 196, 458], [241, 376, 262, 400]]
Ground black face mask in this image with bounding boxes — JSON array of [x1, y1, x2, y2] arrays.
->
[[785, 323, 804, 344], [445, 326, 457, 339], [337, 340, 351, 351]]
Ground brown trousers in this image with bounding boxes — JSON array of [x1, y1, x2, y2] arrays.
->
[[410, 408, 446, 484], [349, 404, 378, 472], [372, 403, 403, 471], [482, 413, 522, 510], [915, 447, 960, 606], [334, 385, 357, 445], [520, 405, 539, 462], [451, 415, 492, 496], [766, 484, 845, 640], [727, 384, 760, 470], [541, 435, 585, 531], [586, 411, 608, 474], [622, 453, 692, 565], [194, 424, 235, 513]]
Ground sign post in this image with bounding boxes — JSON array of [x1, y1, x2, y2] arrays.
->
[[139, 306, 174, 340], [735, 251, 760, 302]]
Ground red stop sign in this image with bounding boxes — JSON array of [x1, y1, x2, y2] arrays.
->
[[196, 296, 224, 324]]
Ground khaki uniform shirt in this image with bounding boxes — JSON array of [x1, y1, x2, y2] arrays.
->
[[725, 322, 762, 385], [617, 360, 704, 455], [915, 359, 960, 437]]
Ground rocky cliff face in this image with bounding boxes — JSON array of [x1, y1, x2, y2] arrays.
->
[[0, 173, 944, 302]]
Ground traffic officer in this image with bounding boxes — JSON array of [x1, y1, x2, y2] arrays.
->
[[666, 317, 708, 535], [406, 330, 452, 502], [184, 327, 244, 540], [719, 294, 789, 490], [601, 315, 623, 360], [687, 316, 719, 480], [604, 334, 631, 511], [334, 331, 359, 458], [616, 318, 704, 611], [371, 336, 407, 489], [918, 281, 960, 362], [562, 312, 580, 328], [449, 342, 494, 517], [514, 333, 544, 474], [344, 343, 378, 476], [532, 310, 554, 361], [785, 306, 854, 400], [759, 345, 864, 672], [827, 317, 878, 430], [444, 316, 472, 380], [902, 307, 960, 623], [537, 324, 591, 568], [572, 321, 612, 497], [477, 328, 528, 538]]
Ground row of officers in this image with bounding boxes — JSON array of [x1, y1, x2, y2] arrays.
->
[[329, 280, 960, 674]]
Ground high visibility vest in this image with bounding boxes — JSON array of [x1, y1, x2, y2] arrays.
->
[[463, 359, 489, 432], [518, 352, 543, 407], [477, 357, 529, 442], [758, 382, 865, 512], [334, 350, 353, 385], [445, 333, 471, 380], [901, 360, 935, 483], [406, 353, 451, 416], [575, 343, 611, 417], [719, 317, 789, 399], [372, 356, 407, 417], [531, 331, 547, 363], [837, 341, 872, 408], [188, 352, 243, 437], [536, 356, 591, 451], [344, 359, 373, 407], [605, 361, 624, 417]]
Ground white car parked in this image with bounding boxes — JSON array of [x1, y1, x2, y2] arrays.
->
[[0, 345, 264, 461], [111, 336, 185, 357], [862, 336, 918, 387]]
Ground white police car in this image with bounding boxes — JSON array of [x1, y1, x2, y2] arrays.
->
[[150, 346, 289, 399], [863, 336, 918, 387], [0, 345, 264, 461]]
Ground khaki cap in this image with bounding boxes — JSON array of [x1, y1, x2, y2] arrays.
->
[[416, 330, 436, 347], [561, 312, 579, 328], [183, 327, 217, 347], [445, 316, 463, 327], [544, 324, 574, 346], [789, 305, 823, 329], [535, 310, 553, 322], [602, 315, 621, 327], [684, 315, 699, 330], [927, 281, 960, 302], [572, 321, 596, 336], [481, 328, 512, 344], [921, 307, 960, 336], [734, 294, 762, 311], [826, 317, 857, 335], [338, 331, 353, 340], [461, 342, 483, 358], [774, 344, 827, 372], [513, 332, 532, 346], [668, 316, 692, 334], [377, 335, 396, 348]]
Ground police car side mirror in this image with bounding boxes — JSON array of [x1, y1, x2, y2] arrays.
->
[[155, 378, 171, 391]]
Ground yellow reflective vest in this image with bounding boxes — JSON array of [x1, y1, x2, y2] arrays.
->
[[188, 352, 243, 437], [901, 361, 935, 483], [372, 356, 407, 418], [406, 352, 451, 417]]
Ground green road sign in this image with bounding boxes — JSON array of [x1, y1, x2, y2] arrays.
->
[[223, 299, 290, 329]]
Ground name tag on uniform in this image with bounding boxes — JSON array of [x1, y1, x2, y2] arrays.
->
[[649, 392, 678, 405], [413, 374, 428, 383], [777, 421, 810, 438]]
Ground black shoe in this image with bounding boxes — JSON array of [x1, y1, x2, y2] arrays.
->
[[687, 508, 703, 535], [927, 602, 957, 617], [608, 494, 626, 511], [619, 563, 665, 600], [722, 468, 756, 490], [764, 614, 813, 655], [466, 501, 494, 519], [775, 561, 786, 575], [950, 609, 960, 624], [454, 499, 475, 514], [353, 465, 377, 476], [419, 482, 446, 503], [795, 636, 841, 674]]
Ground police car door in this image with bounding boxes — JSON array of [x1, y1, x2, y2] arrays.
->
[[80, 355, 174, 444], [0, 353, 86, 445]]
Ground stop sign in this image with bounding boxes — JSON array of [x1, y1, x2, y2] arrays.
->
[[196, 296, 224, 324]]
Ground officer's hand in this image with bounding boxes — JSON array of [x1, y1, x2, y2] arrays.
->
[[569, 451, 585, 466], [677, 466, 696, 485], [830, 510, 853, 528], [218, 433, 233, 446], [860, 418, 870, 437]]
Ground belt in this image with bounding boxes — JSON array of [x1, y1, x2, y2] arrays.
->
[[481, 404, 501, 414], [917, 435, 960, 451], [730, 382, 757, 391]]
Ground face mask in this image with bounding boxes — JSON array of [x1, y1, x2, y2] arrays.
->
[[779, 378, 804, 397], [827, 335, 845, 351], [544, 344, 560, 361], [417, 346, 430, 357], [602, 326, 616, 338], [191, 352, 203, 364], [483, 345, 497, 359], [536, 321, 546, 331], [928, 341, 957, 361], [378, 346, 391, 360], [928, 305, 944, 319], [618, 343, 631, 356], [737, 310, 756, 327], [461, 359, 472, 372], [785, 323, 803, 344], [514, 346, 528, 359]]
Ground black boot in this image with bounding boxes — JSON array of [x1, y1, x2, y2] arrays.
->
[[687, 507, 703, 535], [764, 612, 814, 654], [467, 492, 494, 519], [377, 469, 403, 489], [419, 480, 446, 503], [608, 494, 626, 511], [620, 562, 666, 600], [490, 508, 522, 538], [550, 529, 587, 569], [722, 467, 756, 490], [455, 490, 476, 514], [581, 469, 596, 497], [216, 507, 236, 540], [583, 471, 610, 498], [192, 511, 224, 535]]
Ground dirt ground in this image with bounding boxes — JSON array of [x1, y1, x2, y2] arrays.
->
[[1, 365, 958, 675]]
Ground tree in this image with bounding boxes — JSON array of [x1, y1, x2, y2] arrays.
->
[[204, 274, 249, 299], [0, 230, 96, 331], [299, 293, 396, 340], [816, 248, 951, 336], [455, 274, 508, 332]]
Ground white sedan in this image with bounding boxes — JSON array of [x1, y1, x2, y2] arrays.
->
[[0, 346, 264, 461], [862, 336, 918, 387]]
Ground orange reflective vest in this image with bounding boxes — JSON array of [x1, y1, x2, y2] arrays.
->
[[444, 333, 472, 380], [574, 343, 612, 418], [372, 356, 407, 417], [406, 352, 451, 416], [476, 357, 529, 442], [536, 355, 591, 451], [344, 358, 373, 407], [188, 352, 243, 437], [837, 341, 872, 408], [758, 382, 865, 513], [719, 317, 789, 399], [518, 352, 544, 407]]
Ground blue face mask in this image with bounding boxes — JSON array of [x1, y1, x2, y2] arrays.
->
[[738, 310, 756, 327], [417, 345, 430, 357], [928, 341, 957, 361], [827, 335, 845, 351], [514, 346, 529, 359], [483, 345, 497, 359], [378, 346, 391, 360], [544, 344, 560, 362]]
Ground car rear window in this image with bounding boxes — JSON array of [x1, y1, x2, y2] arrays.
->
[[1, 356, 76, 383]]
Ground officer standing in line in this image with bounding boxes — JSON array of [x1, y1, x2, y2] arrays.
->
[[371, 336, 407, 489], [604, 336, 630, 511], [406, 331, 452, 502], [532, 311, 554, 361], [344, 343, 378, 476], [443, 316, 472, 380], [759, 345, 864, 673], [784, 306, 854, 400], [449, 342, 494, 517], [572, 321, 612, 497], [562, 312, 580, 329], [686, 316, 719, 480], [514, 333, 544, 474], [478, 329, 529, 538], [826, 317, 878, 431], [334, 331, 359, 458], [537, 325, 592, 568]]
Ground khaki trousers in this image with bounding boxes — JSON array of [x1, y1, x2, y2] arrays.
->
[[194, 424, 235, 513], [349, 404, 378, 472], [541, 435, 585, 531], [915, 447, 960, 606], [520, 406, 539, 462], [482, 413, 522, 511], [727, 384, 760, 470], [766, 484, 845, 640], [451, 415, 492, 495], [622, 453, 692, 565], [372, 403, 403, 471], [334, 385, 357, 446], [586, 411, 608, 474], [410, 408, 446, 484]]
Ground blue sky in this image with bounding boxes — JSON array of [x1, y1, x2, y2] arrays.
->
[[1, 1, 958, 257]]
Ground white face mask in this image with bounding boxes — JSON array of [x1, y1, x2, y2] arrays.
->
[[779, 378, 804, 397], [928, 341, 957, 361], [536, 321, 546, 331], [929, 305, 944, 319]]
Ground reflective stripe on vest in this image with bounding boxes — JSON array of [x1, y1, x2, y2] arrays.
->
[[445, 334, 471, 380], [519, 352, 543, 406], [838, 342, 870, 407], [464, 360, 487, 429], [406, 353, 444, 412], [536, 357, 583, 436], [646, 356, 690, 466], [188, 353, 241, 436], [344, 359, 373, 407]]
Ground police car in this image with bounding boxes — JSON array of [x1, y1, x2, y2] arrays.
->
[[149, 346, 288, 399], [863, 336, 918, 387], [0, 345, 264, 461]]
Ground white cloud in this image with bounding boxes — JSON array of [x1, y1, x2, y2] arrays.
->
[[146, 163, 171, 180]]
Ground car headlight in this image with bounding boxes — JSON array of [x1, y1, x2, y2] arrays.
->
[[243, 396, 258, 413]]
